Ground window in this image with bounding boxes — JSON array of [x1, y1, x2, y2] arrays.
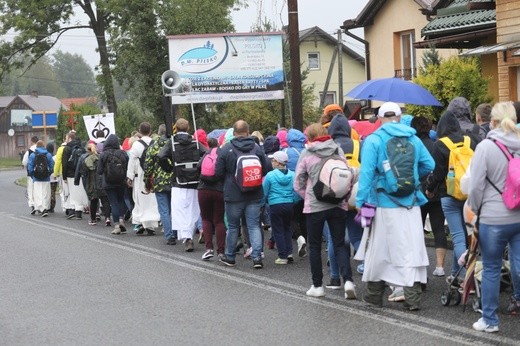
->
[[319, 92, 336, 106], [16, 135, 25, 147], [10, 109, 32, 126], [308, 52, 320, 70], [394, 31, 416, 80]]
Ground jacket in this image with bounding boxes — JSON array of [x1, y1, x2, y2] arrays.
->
[[143, 135, 173, 192], [263, 168, 296, 206], [263, 135, 280, 172], [80, 153, 104, 199], [62, 138, 83, 178], [467, 129, 520, 225], [97, 134, 129, 189], [328, 114, 361, 164], [284, 129, 306, 172], [215, 136, 268, 202], [28, 147, 55, 182], [447, 97, 485, 142], [355, 122, 434, 209], [53, 144, 66, 177], [293, 137, 349, 213], [426, 111, 478, 196]]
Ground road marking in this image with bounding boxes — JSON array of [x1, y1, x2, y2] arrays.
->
[[9, 213, 517, 346]]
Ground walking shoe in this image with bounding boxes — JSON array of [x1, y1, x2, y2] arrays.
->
[[344, 281, 357, 299], [356, 263, 364, 274], [41, 210, 49, 217], [202, 249, 214, 261], [167, 237, 177, 245], [325, 278, 342, 290], [198, 232, 204, 244], [111, 226, 121, 234], [88, 220, 97, 226], [67, 212, 75, 220], [388, 289, 405, 302], [472, 318, 499, 333], [135, 225, 145, 235], [267, 239, 275, 250], [306, 285, 325, 297], [403, 301, 420, 311], [253, 258, 263, 269], [506, 296, 520, 315], [105, 218, 111, 227], [185, 239, 194, 252], [145, 228, 155, 236], [96, 213, 101, 221], [219, 254, 236, 267], [30, 206, 36, 215], [297, 236, 307, 257], [287, 255, 294, 263], [432, 267, 445, 277], [119, 225, 127, 234], [274, 257, 288, 265], [243, 246, 253, 259]]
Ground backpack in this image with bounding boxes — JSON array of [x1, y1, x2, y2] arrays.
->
[[380, 136, 417, 197], [105, 151, 126, 184], [312, 149, 355, 204], [439, 136, 474, 201], [345, 139, 361, 168], [232, 146, 263, 192], [138, 139, 154, 171], [33, 152, 51, 180], [67, 145, 85, 171], [172, 138, 201, 186], [200, 147, 218, 182], [486, 140, 520, 210]]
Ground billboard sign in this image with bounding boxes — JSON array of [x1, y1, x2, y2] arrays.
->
[[32, 112, 58, 128]]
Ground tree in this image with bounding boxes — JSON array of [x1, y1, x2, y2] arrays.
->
[[52, 50, 97, 97], [420, 46, 442, 74]]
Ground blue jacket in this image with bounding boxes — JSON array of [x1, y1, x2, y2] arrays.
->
[[263, 168, 296, 206], [28, 147, 55, 182], [284, 129, 306, 172], [356, 122, 435, 208]]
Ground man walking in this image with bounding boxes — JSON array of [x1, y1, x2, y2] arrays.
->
[[22, 135, 38, 214]]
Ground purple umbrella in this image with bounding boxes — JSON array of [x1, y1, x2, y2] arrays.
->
[[207, 128, 227, 139], [346, 77, 442, 106]]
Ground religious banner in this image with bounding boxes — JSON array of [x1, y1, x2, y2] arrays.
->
[[83, 113, 115, 141]]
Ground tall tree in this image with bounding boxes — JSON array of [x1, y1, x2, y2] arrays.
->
[[52, 50, 97, 97], [0, 0, 116, 113]]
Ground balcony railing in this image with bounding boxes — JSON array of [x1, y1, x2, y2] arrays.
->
[[394, 68, 417, 80]]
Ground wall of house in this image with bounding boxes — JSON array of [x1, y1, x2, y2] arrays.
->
[[300, 39, 365, 108], [496, 0, 520, 102]]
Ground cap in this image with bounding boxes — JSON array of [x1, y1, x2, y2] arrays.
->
[[323, 104, 343, 115], [377, 102, 402, 118], [268, 150, 288, 165]]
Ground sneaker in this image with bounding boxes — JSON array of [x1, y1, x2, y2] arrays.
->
[[41, 210, 49, 217], [135, 226, 145, 235], [88, 220, 97, 226], [244, 246, 253, 259], [67, 212, 75, 220], [111, 226, 121, 234], [105, 218, 111, 227], [306, 285, 325, 297], [472, 318, 499, 333], [267, 239, 275, 249], [274, 257, 288, 265], [388, 289, 405, 302], [219, 255, 236, 267], [325, 278, 342, 290], [202, 249, 214, 261], [96, 213, 101, 221], [253, 258, 263, 269], [357, 263, 364, 274], [297, 236, 307, 257], [344, 281, 357, 299], [506, 296, 520, 315], [167, 237, 177, 245], [433, 267, 445, 277], [30, 206, 36, 215], [119, 225, 127, 234], [287, 255, 294, 263], [185, 239, 194, 252], [146, 228, 155, 236]]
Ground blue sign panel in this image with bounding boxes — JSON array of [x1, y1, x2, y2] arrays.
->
[[32, 112, 58, 128]]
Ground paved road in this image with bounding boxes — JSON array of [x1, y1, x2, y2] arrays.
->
[[0, 168, 518, 345]]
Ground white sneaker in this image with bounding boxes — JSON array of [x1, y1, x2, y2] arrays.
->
[[388, 289, 405, 302], [201, 249, 214, 261], [472, 318, 499, 333], [306, 285, 325, 297], [432, 267, 445, 277], [344, 281, 357, 299], [243, 247, 253, 259], [111, 226, 121, 234], [297, 236, 307, 257]]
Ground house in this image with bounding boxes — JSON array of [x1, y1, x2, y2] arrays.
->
[[299, 26, 366, 109], [0, 92, 66, 158], [342, 0, 458, 82]]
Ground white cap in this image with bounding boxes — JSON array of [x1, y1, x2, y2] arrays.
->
[[378, 102, 402, 118], [268, 151, 288, 165]]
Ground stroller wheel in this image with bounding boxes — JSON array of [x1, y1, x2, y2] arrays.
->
[[452, 290, 462, 306], [441, 290, 451, 306], [472, 297, 482, 313]]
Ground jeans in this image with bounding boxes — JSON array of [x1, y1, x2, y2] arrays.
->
[[270, 203, 293, 259], [225, 199, 263, 260], [346, 210, 362, 252], [307, 208, 352, 287], [479, 222, 520, 326], [106, 187, 126, 223], [155, 190, 174, 240], [441, 197, 467, 277]]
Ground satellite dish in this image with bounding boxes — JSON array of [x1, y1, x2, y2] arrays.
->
[[8, 129, 15, 136]]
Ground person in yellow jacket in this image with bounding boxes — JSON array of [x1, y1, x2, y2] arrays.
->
[[53, 139, 74, 214]]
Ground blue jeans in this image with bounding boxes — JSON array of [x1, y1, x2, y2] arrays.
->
[[270, 203, 293, 259], [225, 199, 263, 261], [346, 210, 363, 252], [155, 190, 175, 240], [479, 222, 520, 326], [106, 187, 126, 223], [325, 221, 352, 280], [441, 197, 467, 277]]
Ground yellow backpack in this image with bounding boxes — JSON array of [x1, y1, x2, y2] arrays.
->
[[439, 136, 473, 201], [345, 139, 360, 168]]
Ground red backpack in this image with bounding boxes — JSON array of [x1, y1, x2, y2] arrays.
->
[[232, 147, 263, 191], [200, 148, 218, 182]]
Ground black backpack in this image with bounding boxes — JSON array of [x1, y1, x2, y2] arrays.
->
[[138, 139, 154, 171], [105, 151, 126, 184], [33, 152, 51, 180], [67, 145, 85, 171], [172, 139, 200, 186]]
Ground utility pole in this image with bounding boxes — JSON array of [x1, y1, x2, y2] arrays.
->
[[288, 0, 303, 130], [337, 30, 344, 108]]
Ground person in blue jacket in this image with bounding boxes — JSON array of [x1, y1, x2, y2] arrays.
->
[[28, 140, 55, 217]]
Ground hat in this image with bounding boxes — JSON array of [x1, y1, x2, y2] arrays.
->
[[323, 104, 343, 115], [268, 150, 288, 165], [377, 102, 402, 118]]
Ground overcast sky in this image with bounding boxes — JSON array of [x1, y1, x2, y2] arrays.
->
[[49, 0, 369, 69]]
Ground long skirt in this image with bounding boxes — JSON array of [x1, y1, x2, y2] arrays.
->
[[171, 187, 200, 241]]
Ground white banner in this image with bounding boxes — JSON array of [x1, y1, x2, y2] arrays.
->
[[83, 113, 115, 141]]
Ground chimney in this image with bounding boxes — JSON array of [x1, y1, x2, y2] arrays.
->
[[31, 90, 38, 97]]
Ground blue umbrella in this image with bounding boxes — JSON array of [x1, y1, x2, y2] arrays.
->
[[207, 128, 227, 139], [346, 77, 442, 106]]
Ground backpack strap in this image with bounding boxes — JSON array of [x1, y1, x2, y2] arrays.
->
[[485, 139, 512, 195], [345, 139, 360, 162]]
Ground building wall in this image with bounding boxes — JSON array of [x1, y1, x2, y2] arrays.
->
[[496, 0, 520, 102], [300, 39, 365, 107]]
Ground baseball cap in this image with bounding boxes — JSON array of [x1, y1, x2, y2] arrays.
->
[[268, 151, 288, 165], [323, 104, 343, 115], [377, 102, 402, 118]]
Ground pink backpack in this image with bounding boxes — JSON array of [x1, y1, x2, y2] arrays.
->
[[488, 140, 520, 210], [200, 148, 218, 182]]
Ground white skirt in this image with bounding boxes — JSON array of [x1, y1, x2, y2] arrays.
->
[[171, 187, 200, 240], [131, 171, 159, 229], [354, 206, 429, 287], [33, 181, 51, 212]]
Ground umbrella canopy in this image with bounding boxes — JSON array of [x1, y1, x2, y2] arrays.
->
[[207, 128, 227, 139], [346, 77, 442, 106]]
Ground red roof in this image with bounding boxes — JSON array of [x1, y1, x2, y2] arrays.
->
[[60, 97, 97, 109]]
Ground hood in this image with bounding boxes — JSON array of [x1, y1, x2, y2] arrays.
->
[[447, 97, 472, 122], [328, 114, 351, 139], [67, 138, 81, 148], [271, 168, 292, 186], [104, 134, 120, 150], [231, 136, 256, 152], [436, 111, 462, 138], [276, 130, 288, 148], [263, 135, 280, 155], [35, 147, 48, 154], [287, 129, 306, 149], [46, 142, 55, 155], [377, 121, 416, 138], [195, 129, 208, 148], [487, 129, 520, 152], [307, 138, 339, 157], [175, 132, 195, 145]]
